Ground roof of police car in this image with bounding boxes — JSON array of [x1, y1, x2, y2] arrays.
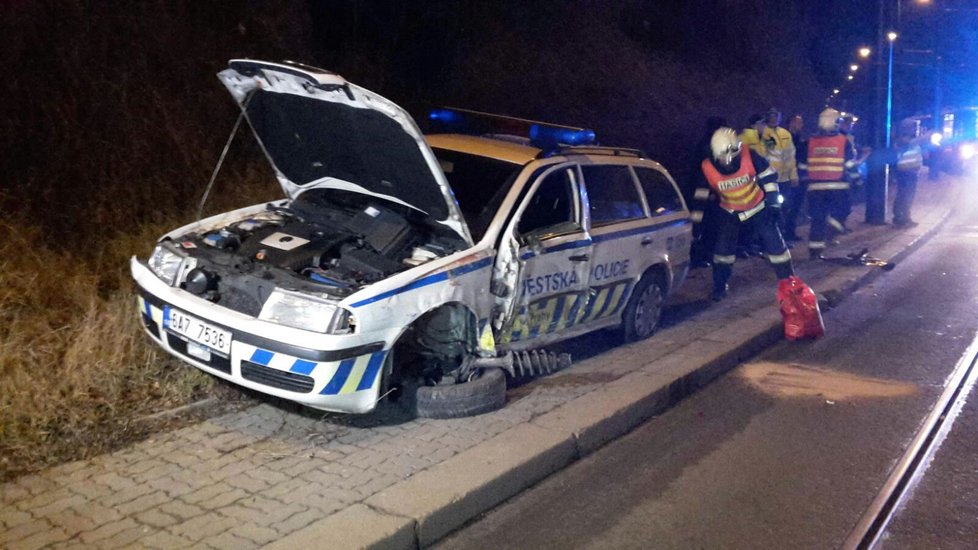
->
[[425, 134, 541, 165]]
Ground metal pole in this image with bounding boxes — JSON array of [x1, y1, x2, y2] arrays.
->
[[886, 39, 895, 148]]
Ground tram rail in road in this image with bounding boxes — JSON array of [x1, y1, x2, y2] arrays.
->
[[843, 332, 978, 549]]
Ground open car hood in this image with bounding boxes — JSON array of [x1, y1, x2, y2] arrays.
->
[[218, 59, 472, 245]]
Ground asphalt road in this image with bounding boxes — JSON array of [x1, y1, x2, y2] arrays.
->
[[436, 187, 978, 549]]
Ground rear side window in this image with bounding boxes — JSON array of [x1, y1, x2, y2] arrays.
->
[[635, 167, 684, 216], [581, 165, 645, 226]]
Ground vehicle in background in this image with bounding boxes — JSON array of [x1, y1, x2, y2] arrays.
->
[[907, 107, 978, 178]]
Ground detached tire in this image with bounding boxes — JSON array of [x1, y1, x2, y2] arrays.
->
[[415, 368, 506, 419], [622, 274, 664, 342]]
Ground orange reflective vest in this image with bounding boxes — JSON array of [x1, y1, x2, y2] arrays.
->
[[807, 134, 848, 184], [701, 152, 764, 212]]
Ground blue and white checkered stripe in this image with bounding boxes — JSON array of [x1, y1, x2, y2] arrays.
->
[[238, 343, 388, 395], [137, 295, 164, 327]]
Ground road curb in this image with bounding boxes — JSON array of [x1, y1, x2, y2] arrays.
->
[[265, 203, 954, 549]]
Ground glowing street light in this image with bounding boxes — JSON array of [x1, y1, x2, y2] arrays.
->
[[858, 47, 872, 58], [847, 75, 854, 80], [887, 31, 898, 42], [850, 64, 859, 72], [833, 88, 840, 94]]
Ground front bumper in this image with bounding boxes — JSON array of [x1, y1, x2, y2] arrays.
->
[[132, 259, 389, 413]]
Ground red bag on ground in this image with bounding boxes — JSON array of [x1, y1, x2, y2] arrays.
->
[[777, 276, 825, 341]]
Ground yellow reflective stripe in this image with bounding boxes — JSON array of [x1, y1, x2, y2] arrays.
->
[[758, 167, 777, 179], [827, 216, 845, 232], [767, 250, 792, 263], [478, 322, 495, 351], [808, 157, 845, 164], [808, 181, 850, 191], [714, 254, 736, 264], [737, 201, 765, 221], [690, 210, 704, 223], [599, 284, 627, 319], [553, 294, 576, 332], [339, 355, 370, 395], [533, 298, 559, 335], [763, 182, 780, 193], [585, 288, 610, 322], [809, 241, 827, 249], [693, 188, 711, 200]]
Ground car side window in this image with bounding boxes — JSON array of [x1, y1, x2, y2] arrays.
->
[[582, 165, 645, 226], [634, 167, 684, 216], [517, 167, 580, 239]]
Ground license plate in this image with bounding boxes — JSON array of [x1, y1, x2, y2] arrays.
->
[[164, 306, 232, 356]]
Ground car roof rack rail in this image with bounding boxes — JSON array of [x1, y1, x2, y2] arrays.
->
[[539, 145, 648, 159], [428, 107, 596, 150]]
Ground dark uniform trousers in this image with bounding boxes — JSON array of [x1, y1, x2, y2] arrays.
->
[[712, 205, 793, 290], [807, 189, 849, 253]]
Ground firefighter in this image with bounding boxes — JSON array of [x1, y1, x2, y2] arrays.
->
[[762, 108, 800, 196], [806, 108, 856, 258], [890, 119, 924, 227], [691, 127, 794, 301], [783, 114, 808, 241]]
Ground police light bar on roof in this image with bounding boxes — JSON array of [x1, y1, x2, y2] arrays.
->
[[428, 107, 596, 150]]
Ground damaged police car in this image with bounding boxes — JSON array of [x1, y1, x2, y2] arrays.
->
[[132, 59, 692, 418]]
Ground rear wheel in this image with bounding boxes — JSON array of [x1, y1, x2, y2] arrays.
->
[[622, 274, 664, 342]]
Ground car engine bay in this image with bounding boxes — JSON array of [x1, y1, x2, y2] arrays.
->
[[166, 189, 464, 315]]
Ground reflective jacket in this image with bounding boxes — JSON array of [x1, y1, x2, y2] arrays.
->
[[762, 125, 799, 183], [895, 144, 923, 172], [690, 151, 778, 223], [807, 134, 851, 191], [701, 152, 763, 219]]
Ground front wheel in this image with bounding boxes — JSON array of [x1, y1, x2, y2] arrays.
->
[[622, 275, 664, 342], [414, 368, 507, 419]]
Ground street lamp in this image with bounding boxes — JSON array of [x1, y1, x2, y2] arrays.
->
[[859, 47, 872, 58], [833, 88, 840, 94], [886, 31, 898, 148], [850, 64, 859, 72]]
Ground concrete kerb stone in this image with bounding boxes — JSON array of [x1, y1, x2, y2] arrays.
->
[[264, 504, 415, 550], [363, 423, 576, 547]]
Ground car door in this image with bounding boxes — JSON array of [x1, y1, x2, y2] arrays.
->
[[633, 165, 692, 268], [577, 163, 652, 327], [495, 164, 593, 347]]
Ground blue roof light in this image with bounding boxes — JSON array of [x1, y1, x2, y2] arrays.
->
[[427, 107, 596, 150], [429, 108, 462, 122], [529, 124, 596, 149]]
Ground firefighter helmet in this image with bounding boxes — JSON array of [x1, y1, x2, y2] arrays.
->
[[710, 127, 742, 167], [818, 108, 841, 132]]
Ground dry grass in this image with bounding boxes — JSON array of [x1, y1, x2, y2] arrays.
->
[[0, 221, 210, 480], [0, 171, 280, 481]]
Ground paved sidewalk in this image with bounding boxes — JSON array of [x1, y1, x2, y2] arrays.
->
[[0, 176, 960, 549]]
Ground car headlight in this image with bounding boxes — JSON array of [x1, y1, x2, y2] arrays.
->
[[259, 289, 352, 334], [148, 243, 185, 286]]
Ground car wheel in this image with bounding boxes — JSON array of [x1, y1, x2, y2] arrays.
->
[[415, 368, 506, 419], [622, 274, 664, 342]]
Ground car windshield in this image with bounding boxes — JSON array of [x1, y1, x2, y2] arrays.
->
[[432, 147, 522, 242]]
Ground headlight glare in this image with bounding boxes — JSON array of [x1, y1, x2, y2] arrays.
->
[[259, 290, 349, 333], [148, 243, 184, 285]]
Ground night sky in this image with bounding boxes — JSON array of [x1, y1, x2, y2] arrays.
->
[[3, 0, 976, 235]]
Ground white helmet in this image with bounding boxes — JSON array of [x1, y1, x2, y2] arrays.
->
[[710, 127, 742, 167], [818, 108, 841, 132]]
